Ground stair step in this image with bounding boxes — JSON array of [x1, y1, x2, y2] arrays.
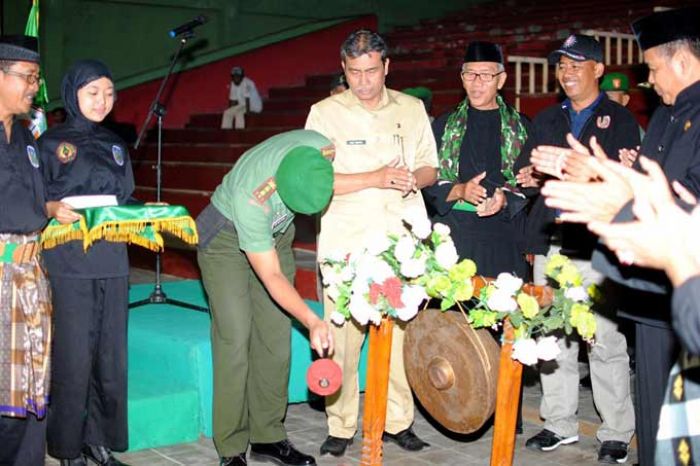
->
[[133, 143, 251, 163], [162, 127, 294, 144]]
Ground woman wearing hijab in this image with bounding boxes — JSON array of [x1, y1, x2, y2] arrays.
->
[[38, 60, 133, 466]]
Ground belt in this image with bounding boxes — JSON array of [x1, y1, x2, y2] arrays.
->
[[0, 239, 40, 264]]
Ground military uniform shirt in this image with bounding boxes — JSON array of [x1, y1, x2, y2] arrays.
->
[[305, 87, 438, 258], [0, 120, 46, 233], [210, 129, 332, 253]]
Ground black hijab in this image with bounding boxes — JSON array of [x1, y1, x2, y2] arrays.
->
[[61, 59, 113, 126]]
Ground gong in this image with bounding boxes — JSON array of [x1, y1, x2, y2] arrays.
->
[[404, 308, 500, 434]]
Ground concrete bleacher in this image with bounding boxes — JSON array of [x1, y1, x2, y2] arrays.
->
[[129, 0, 689, 284]]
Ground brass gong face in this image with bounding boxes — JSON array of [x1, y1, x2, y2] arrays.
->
[[404, 308, 500, 434]]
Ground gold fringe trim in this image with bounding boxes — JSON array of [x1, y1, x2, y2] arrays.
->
[[41, 216, 198, 252]]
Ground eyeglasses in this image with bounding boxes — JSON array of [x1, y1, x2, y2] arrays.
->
[[1, 68, 43, 86], [461, 71, 504, 83]]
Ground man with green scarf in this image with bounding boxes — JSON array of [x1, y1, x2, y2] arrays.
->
[[423, 41, 532, 279]]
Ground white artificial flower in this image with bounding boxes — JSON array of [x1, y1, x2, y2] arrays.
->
[[368, 309, 383, 326], [536, 336, 561, 361], [320, 267, 339, 287], [322, 250, 347, 262], [494, 273, 523, 295], [394, 235, 416, 263], [348, 294, 372, 325], [435, 242, 459, 269], [338, 264, 354, 283], [487, 288, 518, 312], [404, 209, 432, 239], [366, 233, 392, 256], [330, 311, 347, 326], [565, 286, 588, 302], [369, 258, 394, 284], [400, 257, 426, 278], [395, 285, 428, 321], [511, 338, 538, 365], [432, 222, 451, 237], [350, 276, 369, 297], [326, 284, 341, 301]]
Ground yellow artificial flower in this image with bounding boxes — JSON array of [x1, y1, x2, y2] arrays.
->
[[449, 259, 477, 282], [454, 281, 474, 301], [545, 254, 570, 276], [574, 311, 597, 341], [556, 263, 583, 287], [587, 284, 602, 302], [427, 275, 452, 296], [517, 293, 540, 319], [569, 302, 591, 327]]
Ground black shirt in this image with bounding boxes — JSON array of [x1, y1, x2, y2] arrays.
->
[[38, 118, 135, 278], [0, 119, 47, 234], [517, 94, 641, 256]]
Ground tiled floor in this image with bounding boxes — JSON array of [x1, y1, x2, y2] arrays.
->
[[43, 270, 636, 465]]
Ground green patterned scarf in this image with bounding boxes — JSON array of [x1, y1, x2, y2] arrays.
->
[[437, 94, 527, 188]]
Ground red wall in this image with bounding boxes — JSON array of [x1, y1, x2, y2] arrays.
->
[[113, 16, 377, 129]]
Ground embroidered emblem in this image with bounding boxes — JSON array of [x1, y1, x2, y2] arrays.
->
[[320, 144, 336, 162], [612, 78, 621, 89], [112, 145, 125, 166], [684, 120, 692, 132], [253, 177, 276, 204], [56, 141, 77, 163], [596, 115, 611, 129], [563, 35, 576, 48], [27, 145, 39, 168]]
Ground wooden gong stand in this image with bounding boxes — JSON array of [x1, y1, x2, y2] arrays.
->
[[359, 277, 552, 466]]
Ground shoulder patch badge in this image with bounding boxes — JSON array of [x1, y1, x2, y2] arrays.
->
[[320, 144, 336, 162], [596, 115, 611, 129], [27, 145, 40, 168], [112, 144, 125, 166], [253, 177, 277, 204], [56, 141, 77, 163]]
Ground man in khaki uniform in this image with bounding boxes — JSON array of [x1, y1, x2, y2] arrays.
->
[[305, 29, 438, 457]]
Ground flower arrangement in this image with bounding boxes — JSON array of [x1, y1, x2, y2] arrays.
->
[[320, 212, 598, 365]]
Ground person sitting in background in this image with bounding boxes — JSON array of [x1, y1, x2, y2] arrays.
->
[[221, 66, 262, 130], [600, 71, 644, 163], [329, 72, 348, 96]]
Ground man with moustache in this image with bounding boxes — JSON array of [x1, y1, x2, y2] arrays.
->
[[535, 8, 700, 464], [522, 34, 639, 464], [305, 29, 437, 457], [423, 41, 531, 279], [0, 35, 77, 466]]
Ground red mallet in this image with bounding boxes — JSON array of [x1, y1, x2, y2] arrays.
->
[[307, 358, 342, 396]]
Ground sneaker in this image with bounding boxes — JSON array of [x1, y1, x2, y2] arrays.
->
[[525, 429, 579, 452], [319, 435, 353, 457], [598, 441, 629, 464]]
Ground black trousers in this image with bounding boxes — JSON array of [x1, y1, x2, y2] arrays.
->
[[634, 322, 679, 466], [0, 414, 46, 466], [47, 276, 129, 459]]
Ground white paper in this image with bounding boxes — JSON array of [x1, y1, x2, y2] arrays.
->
[[61, 195, 118, 209]]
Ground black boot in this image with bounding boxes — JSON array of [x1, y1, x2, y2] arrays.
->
[[82, 445, 130, 466]]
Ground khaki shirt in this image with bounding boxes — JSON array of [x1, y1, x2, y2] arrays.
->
[[306, 87, 438, 258]]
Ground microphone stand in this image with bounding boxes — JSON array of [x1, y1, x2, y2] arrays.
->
[[130, 31, 208, 313]]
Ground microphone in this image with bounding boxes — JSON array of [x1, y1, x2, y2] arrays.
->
[[168, 15, 207, 38]]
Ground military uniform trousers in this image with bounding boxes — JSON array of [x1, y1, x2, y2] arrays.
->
[[198, 223, 295, 457], [322, 294, 414, 439], [533, 245, 635, 443], [47, 276, 129, 459]]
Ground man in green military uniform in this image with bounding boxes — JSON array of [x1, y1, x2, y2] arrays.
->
[[196, 129, 335, 466]]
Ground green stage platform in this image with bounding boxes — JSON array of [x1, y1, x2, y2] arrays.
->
[[127, 280, 368, 451]]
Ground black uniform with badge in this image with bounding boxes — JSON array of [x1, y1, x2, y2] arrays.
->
[[38, 60, 134, 460], [0, 35, 52, 466], [589, 9, 700, 464]]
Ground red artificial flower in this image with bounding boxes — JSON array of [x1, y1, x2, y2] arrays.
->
[[382, 277, 405, 309]]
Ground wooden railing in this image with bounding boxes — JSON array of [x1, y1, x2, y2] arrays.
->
[[507, 56, 550, 111], [580, 29, 643, 65]]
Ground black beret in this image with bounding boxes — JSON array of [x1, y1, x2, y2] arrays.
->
[[464, 41, 504, 64], [632, 7, 700, 51], [0, 35, 39, 63]]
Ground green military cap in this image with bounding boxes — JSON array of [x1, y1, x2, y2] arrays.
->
[[275, 145, 333, 215], [402, 86, 433, 101], [600, 72, 630, 92]]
